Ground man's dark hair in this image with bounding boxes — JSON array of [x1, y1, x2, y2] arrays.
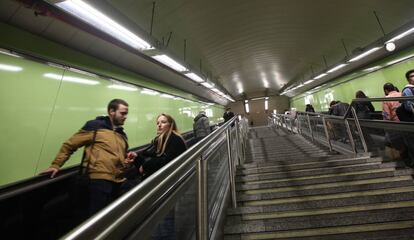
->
[[107, 99, 128, 112], [383, 83, 395, 92], [329, 100, 338, 107], [405, 69, 414, 80]]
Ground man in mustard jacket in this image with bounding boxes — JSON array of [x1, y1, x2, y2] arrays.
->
[[42, 99, 136, 214]]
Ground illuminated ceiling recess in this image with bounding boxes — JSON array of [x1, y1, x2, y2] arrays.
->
[[54, 0, 234, 102], [281, 26, 414, 96]]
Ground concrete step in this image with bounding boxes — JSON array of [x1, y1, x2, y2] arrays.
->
[[237, 157, 380, 176], [226, 200, 414, 225], [242, 186, 414, 207], [225, 204, 414, 233], [237, 177, 414, 203], [228, 191, 414, 216], [236, 162, 388, 183], [239, 175, 413, 196], [240, 154, 363, 169], [237, 168, 401, 191], [224, 220, 414, 240]]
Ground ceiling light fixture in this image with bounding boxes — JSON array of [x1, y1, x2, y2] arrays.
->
[[201, 82, 214, 88], [348, 47, 381, 62], [313, 73, 328, 80], [56, 0, 151, 50], [386, 27, 414, 43], [327, 63, 348, 73], [385, 42, 396, 52], [152, 55, 187, 72], [304, 79, 314, 85], [184, 72, 204, 83]]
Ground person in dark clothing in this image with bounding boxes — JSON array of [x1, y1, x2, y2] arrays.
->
[[134, 113, 187, 240], [329, 100, 350, 116], [328, 100, 350, 141], [135, 113, 187, 178], [354, 90, 375, 119], [193, 111, 211, 143], [399, 69, 414, 167], [305, 104, 315, 112], [42, 99, 137, 215], [223, 108, 235, 122]]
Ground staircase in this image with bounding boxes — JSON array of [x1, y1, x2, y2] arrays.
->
[[224, 126, 414, 240]]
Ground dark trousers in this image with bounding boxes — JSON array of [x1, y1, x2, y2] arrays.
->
[[89, 179, 122, 215]]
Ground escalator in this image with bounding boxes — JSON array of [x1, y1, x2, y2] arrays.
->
[[0, 131, 199, 239]]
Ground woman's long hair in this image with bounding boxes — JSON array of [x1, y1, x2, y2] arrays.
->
[[155, 113, 185, 155]]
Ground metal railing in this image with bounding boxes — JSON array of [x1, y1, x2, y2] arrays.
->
[[61, 116, 248, 240], [269, 96, 414, 155]]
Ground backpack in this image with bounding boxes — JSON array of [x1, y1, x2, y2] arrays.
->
[[396, 87, 414, 122]]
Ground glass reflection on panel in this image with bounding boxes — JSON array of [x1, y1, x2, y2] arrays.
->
[[160, 93, 175, 99], [141, 88, 159, 95], [107, 84, 138, 91], [0, 63, 23, 72], [43, 73, 100, 85]]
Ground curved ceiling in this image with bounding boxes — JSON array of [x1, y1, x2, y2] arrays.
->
[[2, 0, 414, 102], [105, 0, 414, 99]]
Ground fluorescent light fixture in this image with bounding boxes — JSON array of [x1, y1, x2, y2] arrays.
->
[[211, 88, 221, 93], [141, 88, 159, 95], [265, 99, 268, 110], [244, 100, 249, 103], [304, 79, 314, 85], [363, 66, 382, 72], [387, 54, 414, 66], [245, 103, 250, 113], [386, 27, 414, 43], [0, 63, 22, 72], [185, 72, 204, 83], [348, 47, 381, 62], [56, 0, 151, 50], [152, 54, 187, 72], [107, 84, 138, 91], [44, 73, 100, 85], [251, 97, 266, 101], [313, 73, 328, 80], [201, 82, 214, 88], [327, 63, 347, 73], [160, 93, 175, 99], [0, 49, 21, 58]]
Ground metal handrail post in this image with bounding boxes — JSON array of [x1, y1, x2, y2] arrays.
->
[[344, 119, 357, 153], [226, 128, 237, 208], [235, 120, 242, 165], [196, 155, 208, 240], [322, 116, 333, 152], [351, 107, 368, 153], [306, 114, 314, 141]]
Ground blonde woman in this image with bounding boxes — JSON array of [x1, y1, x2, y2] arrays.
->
[[135, 113, 187, 178]]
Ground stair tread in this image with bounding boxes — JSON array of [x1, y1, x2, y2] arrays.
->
[[225, 220, 414, 240]]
